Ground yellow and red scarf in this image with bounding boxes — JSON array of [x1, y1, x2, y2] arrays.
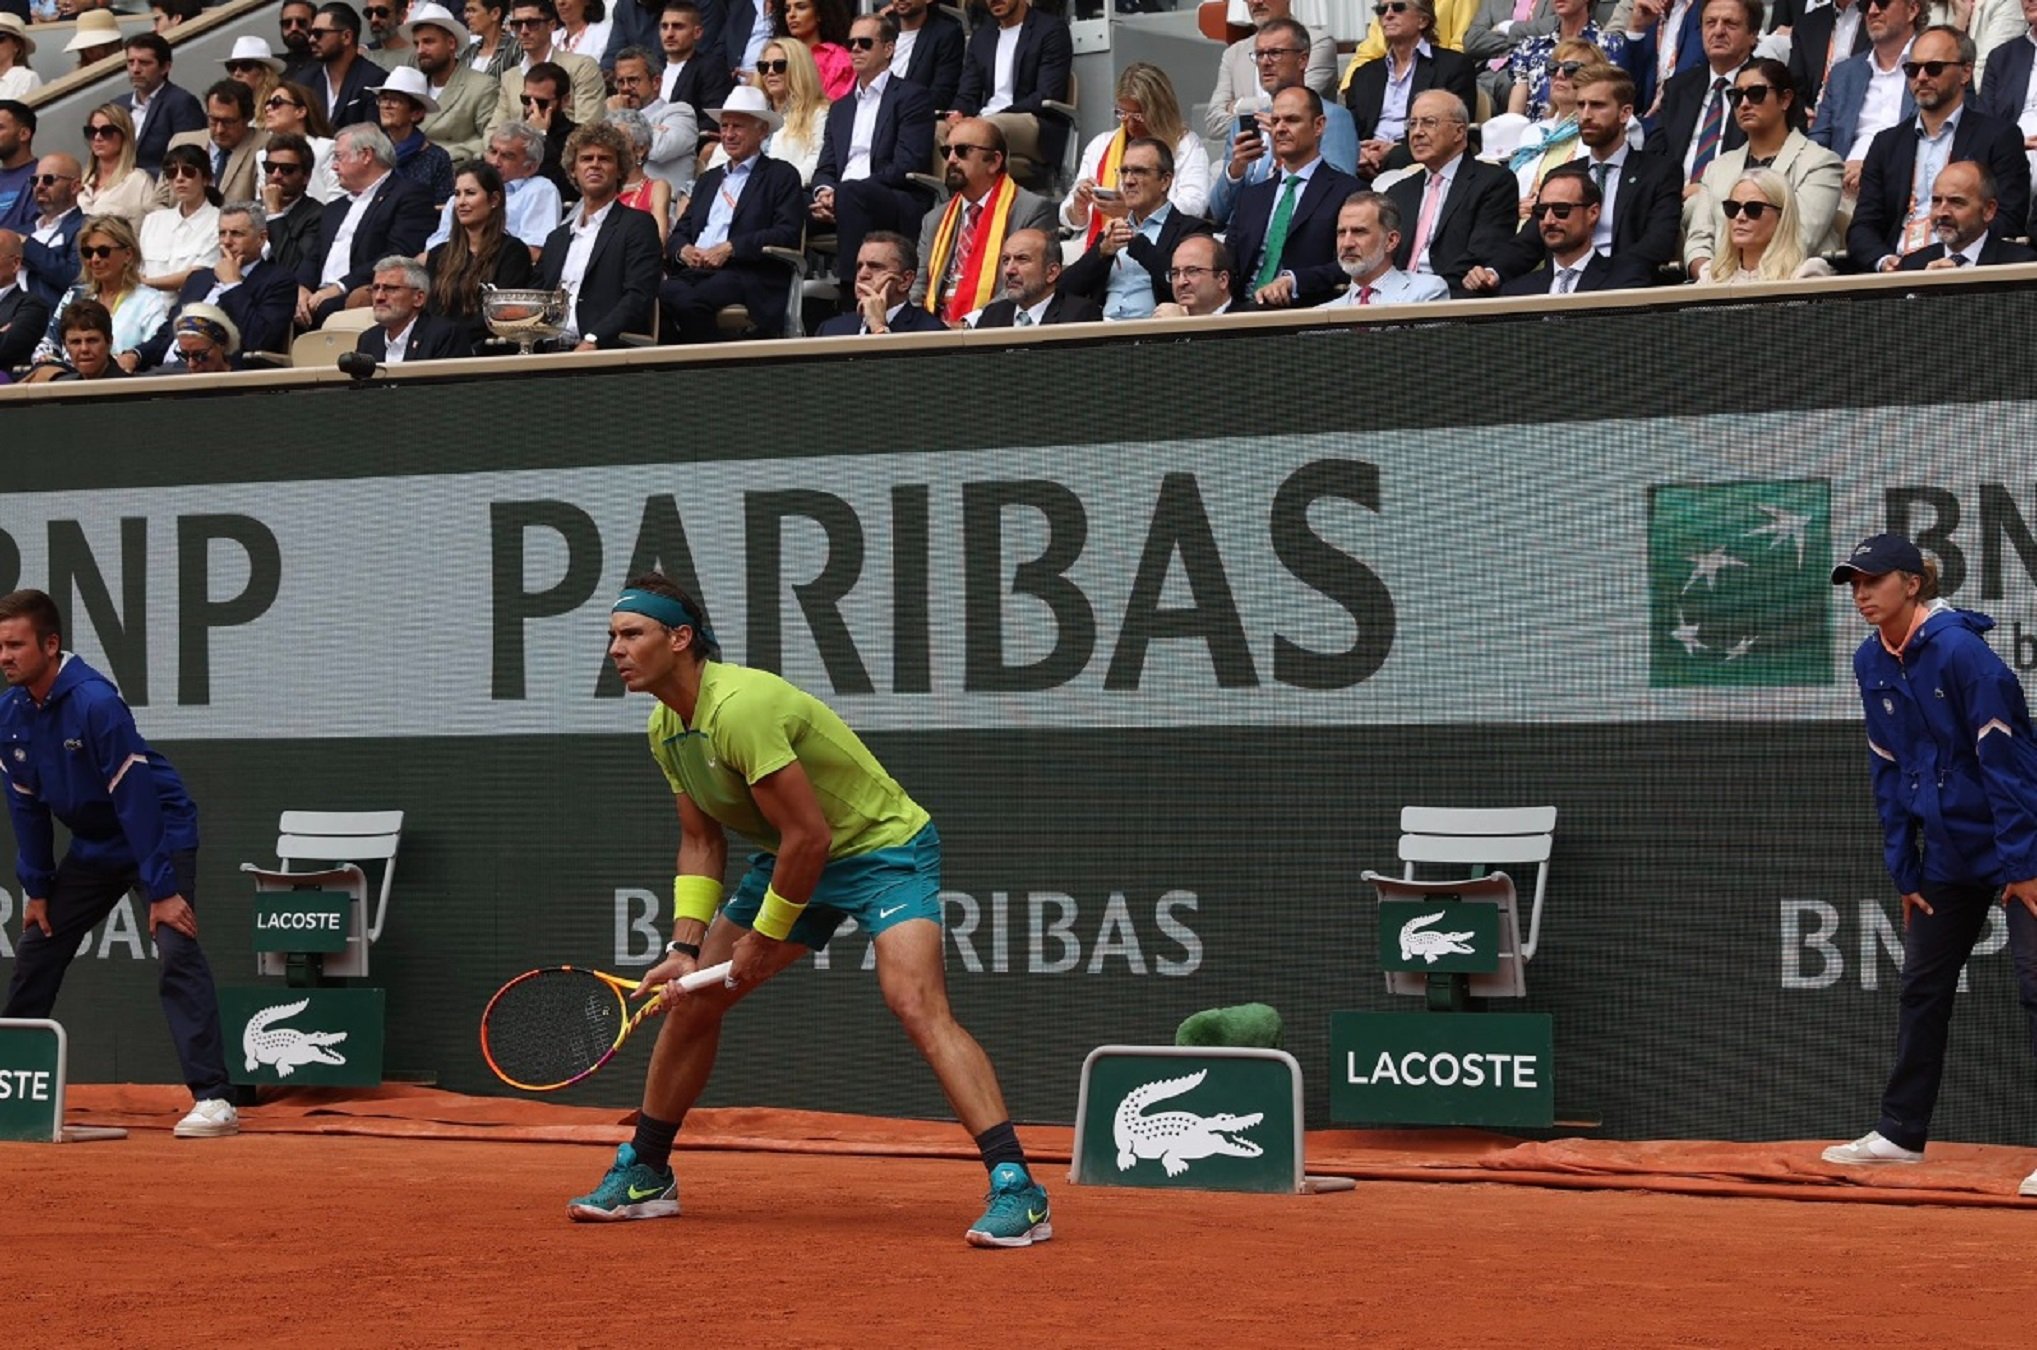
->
[[924, 172, 1019, 324], [1082, 127, 1128, 248]]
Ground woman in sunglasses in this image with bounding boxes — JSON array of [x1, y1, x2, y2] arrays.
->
[[139, 143, 223, 293], [1698, 168, 1835, 284], [1508, 39, 1601, 217], [1505, 0, 1629, 122], [1682, 59, 1841, 281], [427, 161, 534, 352], [0, 14, 42, 102], [773, 0, 853, 101], [262, 79, 341, 202], [25, 216, 172, 378], [76, 105, 155, 232], [705, 38, 828, 183]]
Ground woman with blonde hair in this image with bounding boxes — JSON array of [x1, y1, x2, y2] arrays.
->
[[708, 38, 829, 183], [1508, 39, 1599, 214], [1062, 61, 1212, 236], [77, 104, 156, 230], [26, 215, 172, 378], [1703, 169, 1835, 284]]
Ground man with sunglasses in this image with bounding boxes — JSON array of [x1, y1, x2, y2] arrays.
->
[[811, 14, 936, 297], [910, 116, 1055, 322], [1322, 187, 1447, 305], [308, 2, 391, 129], [488, 0, 605, 143], [363, 0, 412, 55], [19, 152, 83, 307], [0, 99, 35, 234], [1208, 16, 1360, 228], [1640, 0, 1759, 188], [1207, 0, 1337, 141], [1494, 166, 1648, 294], [1343, 0, 1476, 179], [505, 62, 582, 204], [280, 0, 323, 83], [1848, 24, 2029, 270], [258, 133, 326, 276], [1810, 0, 1920, 193], [164, 79, 270, 206], [121, 33, 207, 176]]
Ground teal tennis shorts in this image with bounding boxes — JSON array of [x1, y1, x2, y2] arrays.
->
[[723, 823, 942, 950]]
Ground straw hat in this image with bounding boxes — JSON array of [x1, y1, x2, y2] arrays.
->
[[369, 64, 440, 114], [223, 35, 286, 75], [0, 13, 37, 58], [709, 84, 783, 134], [64, 9, 124, 53], [403, 2, 471, 48]]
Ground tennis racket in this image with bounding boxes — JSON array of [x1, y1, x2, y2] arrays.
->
[[480, 960, 732, 1092]]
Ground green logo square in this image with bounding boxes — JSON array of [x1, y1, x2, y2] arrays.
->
[[1647, 480, 1833, 687]]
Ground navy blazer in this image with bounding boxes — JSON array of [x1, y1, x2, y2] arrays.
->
[[1343, 45, 1478, 147], [1896, 234, 2037, 268], [1385, 154, 1517, 295], [1492, 149, 1684, 280], [356, 312, 472, 362], [300, 173, 438, 292], [1787, 2, 1871, 114], [669, 153, 807, 318], [316, 54, 390, 130], [1810, 50, 1914, 156], [1496, 249, 1651, 295], [812, 76, 936, 198], [814, 301, 951, 334], [1978, 32, 2036, 124], [902, 9, 967, 115], [955, 9, 1075, 168], [124, 82, 207, 176], [134, 260, 299, 367], [1645, 62, 1749, 170], [20, 206, 84, 307], [1847, 106, 2031, 270], [975, 290, 1103, 327], [266, 195, 325, 279], [0, 285, 49, 371], [664, 52, 736, 135], [1058, 207, 1213, 311], [1228, 161, 1366, 307], [535, 202, 664, 346]]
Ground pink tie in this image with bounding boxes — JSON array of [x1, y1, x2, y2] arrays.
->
[[1358, 285, 1374, 305], [1409, 171, 1444, 272]]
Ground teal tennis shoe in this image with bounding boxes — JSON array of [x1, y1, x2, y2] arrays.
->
[[965, 1162, 1052, 1248], [567, 1143, 680, 1222]]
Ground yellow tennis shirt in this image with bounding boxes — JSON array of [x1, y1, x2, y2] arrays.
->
[[647, 661, 929, 859]]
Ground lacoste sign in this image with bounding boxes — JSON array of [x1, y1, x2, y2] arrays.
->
[[1377, 898, 1500, 974], [1072, 1047, 1303, 1193], [1330, 1012, 1554, 1128]]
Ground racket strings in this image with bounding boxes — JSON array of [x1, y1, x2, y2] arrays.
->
[[483, 969, 628, 1088]]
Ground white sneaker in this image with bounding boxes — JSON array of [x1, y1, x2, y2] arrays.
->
[[173, 1098, 240, 1139], [2020, 1166, 2037, 1198], [1820, 1130, 1923, 1165]]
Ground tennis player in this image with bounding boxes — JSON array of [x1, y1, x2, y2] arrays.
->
[[0, 589, 238, 1138], [1820, 535, 2037, 1197], [568, 572, 1053, 1246]]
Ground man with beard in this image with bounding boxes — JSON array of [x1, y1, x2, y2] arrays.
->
[[1321, 189, 1446, 305], [1494, 166, 1649, 293], [409, 3, 498, 161]]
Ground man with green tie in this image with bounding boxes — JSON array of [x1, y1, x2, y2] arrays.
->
[[1227, 85, 1362, 309]]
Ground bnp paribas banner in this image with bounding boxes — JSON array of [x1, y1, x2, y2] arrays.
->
[[3, 403, 2035, 738]]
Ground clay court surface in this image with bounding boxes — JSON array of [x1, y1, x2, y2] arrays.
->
[[9, 1092, 2037, 1348]]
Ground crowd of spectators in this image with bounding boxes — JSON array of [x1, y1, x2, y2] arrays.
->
[[2, 0, 2034, 382]]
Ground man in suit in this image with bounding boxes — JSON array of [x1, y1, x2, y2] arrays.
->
[[491, 0, 607, 136], [1321, 189, 1449, 305], [815, 231, 950, 334], [1642, 0, 1759, 183], [1058, 137, 1212, 319], [601, 0, 666, 73], [1488, 64, 1681, 281], [280, 0, 322, 82], [1810, 0, 1921, 192], [656, 0, 733, 144], [1385, 88, 1515, 295], [1228, 87, 1366, 308], [535, 120, 664, 347], [0, 228, 49, 370], [20, 153, 83, 307], [122, 34, 207, 176], [1851, 26, 2030, 270], [1978, 0, 2037, 120], [296, 123, 438, 326], [260, 134, 327, 276], [1787, 0, 1869, 118], [1208, 0, 1341, 140], [811, 15, 936, 298], [166, 82, 270, 207], [1898, 158, 2037, 267], [1154, 234, 1253, 317], [138, 205, 298, 366], [891, 0, 965, 116], [408, 3, 498, 161], [949, 0, 1074, 185], [356, 255, 470, 361], [911, 117, 1057, 321], [1345, 0, 1477, 178], [1461, 0, 1568, 107], [1624, 0, 1709, 107], [608, 47, 699, 194], [975, 226, 1102, 326], [661, 88, 806, 341], [1493, 165, 1651, 293], [308, 2, 391, 130], [1208, 18, 1362, 226]]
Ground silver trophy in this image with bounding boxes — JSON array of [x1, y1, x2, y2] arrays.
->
[[481, 285, 570, 355]]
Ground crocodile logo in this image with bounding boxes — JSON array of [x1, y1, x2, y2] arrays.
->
[[242, 998, 350, 1076], [1113, 1069, 1264, 1177], [1398, 910, 1477, 964]]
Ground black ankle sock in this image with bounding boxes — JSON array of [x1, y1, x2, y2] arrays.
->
[[631, 1112, 681, 1173], [974, 1120, 1027, 1173]]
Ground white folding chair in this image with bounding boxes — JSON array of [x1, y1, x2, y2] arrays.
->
[[1366, 805, 1555, 1001], [242, 810, 404, 979]]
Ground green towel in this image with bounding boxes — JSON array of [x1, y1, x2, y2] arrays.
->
[[1175, 1003, 1284, 1050]]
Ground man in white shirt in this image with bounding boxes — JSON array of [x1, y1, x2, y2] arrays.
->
[[1322, 189, 1448, 306], [535, 119, 664, 346], [410, 3, 497, 161], [296, 123, 437, 327], [356, 253, 466, 360], [946, 0, 1073, 184], [20, 152, 84, 305], [811, 16, 936, 292], [1896, 158, 2037, 265], [1810, 0, 1921, 194], [607, 45, 697, 193]]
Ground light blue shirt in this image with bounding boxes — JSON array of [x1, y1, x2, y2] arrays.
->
[[743, 4, 773, 69], [1103, 202, 1171, 320], [1375, 40, 1431, 145], [1320, 266, 1450, 306], [697, 155, 756, 250], [425, 174, 565, 251], [1207, 104, 1358, 226]]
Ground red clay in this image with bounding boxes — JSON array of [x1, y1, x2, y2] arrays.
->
[[8, 1129, 2036, 1348]]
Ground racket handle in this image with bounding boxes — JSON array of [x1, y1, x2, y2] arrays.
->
[[676, 959, 733, 992]]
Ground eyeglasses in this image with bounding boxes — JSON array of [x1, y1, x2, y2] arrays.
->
[[1530, 201, 1581, 218], [1165, 265, 1216, 281], [368, 281, 416, 293], [280, 15, 312, 26], [844, 35, 878, 49], [262, 158, 306, 174], [363, 4, 393, 16], [1719, 199, 1775, 219], [1251, 46, 1304, 61], [164, 164, 206, 180], [308, 25, 342, 36], [1901, 59, 1960, 79], [1406, 115, 1458, 130], [755, 58, 788, 72], [32, 172, 77, 186], [1373, 2, 1410, 12], [520, 94, 555, 107], [1117, 164, 1161, 179], [79, 244, 121, 260], [83, 124, 121, 139], [226, 61, 265, 73], [265, 95, 303, 109], [1112, 106, 1142, 122], [944, 143, 994, 159], [1551, 60, 1585, 78], [1724, 84, 1774, 105]]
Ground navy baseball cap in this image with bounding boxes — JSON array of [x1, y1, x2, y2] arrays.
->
[[1831, 533, 1925, 583]]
